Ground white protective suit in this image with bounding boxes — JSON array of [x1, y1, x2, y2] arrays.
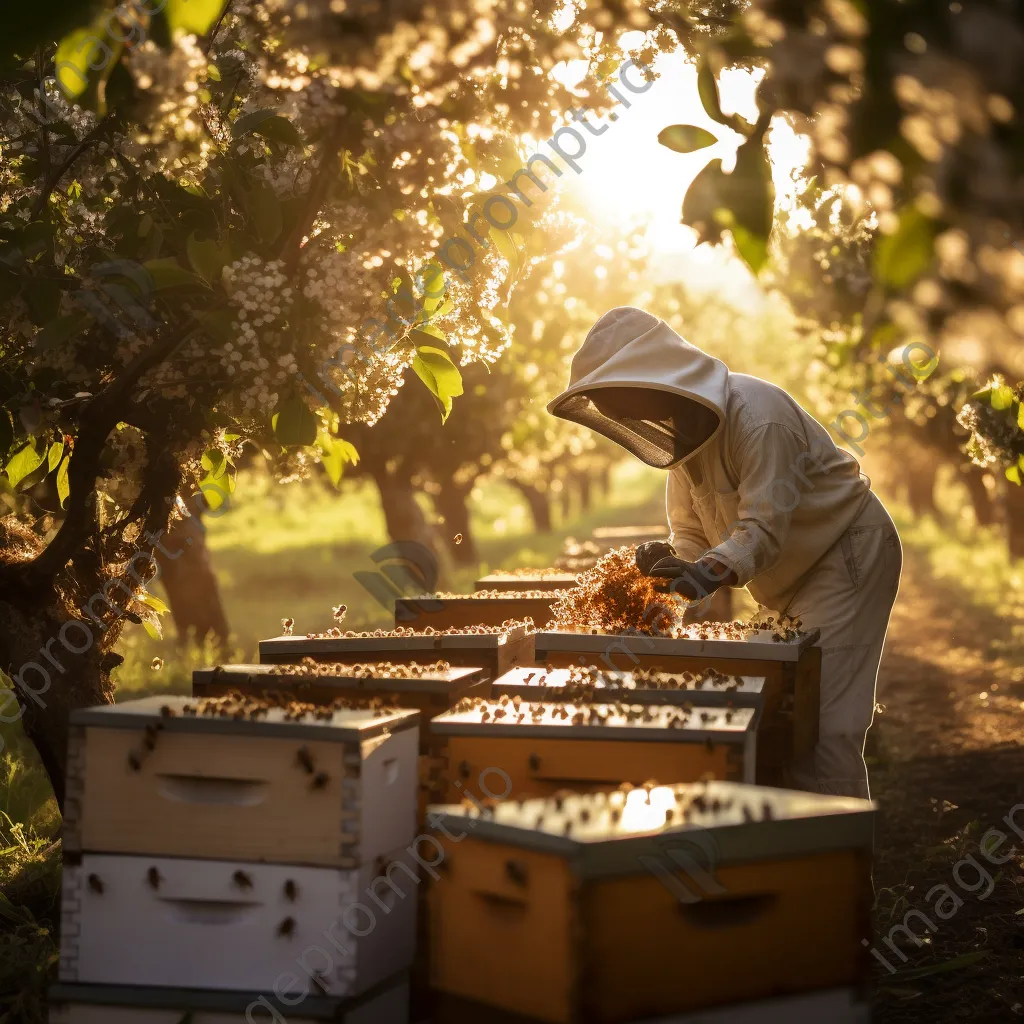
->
[[548, 306, 902, 799]]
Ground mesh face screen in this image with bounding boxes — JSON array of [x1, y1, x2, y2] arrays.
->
[[554, 388, 721, 468]]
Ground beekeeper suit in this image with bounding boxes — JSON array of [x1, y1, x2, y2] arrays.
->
[[548, 306, 902, 799]]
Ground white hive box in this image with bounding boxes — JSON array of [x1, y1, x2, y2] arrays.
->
[[48, 971, 410, 1023], [59, 853, 418, 997], [62, 695, 419, 867]]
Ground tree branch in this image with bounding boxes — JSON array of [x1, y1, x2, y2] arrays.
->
[[30, 114, 119, 220]]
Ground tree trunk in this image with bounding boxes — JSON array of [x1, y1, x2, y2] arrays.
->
[[962, 470, 996, 527], [371, 466, 442, 573], [511, 480, 552, 533], [575, 473, 593, 515], [1005, 479, 1024, 560], [155, 496, 230, 650], [905, 458, 938, 520], [433, 482, 478, 567]]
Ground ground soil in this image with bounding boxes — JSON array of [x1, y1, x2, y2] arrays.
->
[[868, 544, 1024, 1021]]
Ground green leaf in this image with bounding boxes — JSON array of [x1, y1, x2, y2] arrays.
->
[[47, 440, 64, 473], [1017, 402, 1024, 430], [874, 207, 937, 290], [657, 125, 718, 153], [54, 19, 112, 100], [420, 261, 447, 314], [35, 314, 84, 352], [143, 258, 209, 291], [681, 158, 729, 245], [1007, 465, 1022, 485], [142, 618, 163, 641], [56, 454, 70, 508], [318, 434, 359, 487], [696, 61, 725, 125], [164, 0, 229, 36], [272, 399, 318, 447], [247, 184, 283, 245], [256, 116, 304, 149], [490, 228, 519, 272], [412, 346, 464, 423], [730, 223, 769, 274], [990, 385, 1014, 411], [232, 109, 280, 139], [187, 233, 229, 284], [193, 308, 237, 341], [138, 592, 171, 615], [201, 448, 228, 479], [413, 324, 447, 344], [724, 135, 775, 242], [4, 441, 45, 489]]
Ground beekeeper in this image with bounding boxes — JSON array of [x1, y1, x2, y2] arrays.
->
[[548, 306, 902, 799]]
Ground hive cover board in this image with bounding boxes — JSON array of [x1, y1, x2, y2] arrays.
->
[[394, 593, 562, 629], [192, 662, 487, 697], [48, 970, 410, 1023], [63, 695, 419, 867], [430, 699, 759, 796], [535, 626, 821, 663], [428, 781, 874, 1024], [475, 571, 577, 592], [490, 667, 766, 709]]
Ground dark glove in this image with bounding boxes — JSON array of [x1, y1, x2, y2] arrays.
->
[[635, 540, 675, 575], [649, 555, 737, 600]]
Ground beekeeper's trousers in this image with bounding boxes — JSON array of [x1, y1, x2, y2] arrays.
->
[[770, 494, 902, 800]]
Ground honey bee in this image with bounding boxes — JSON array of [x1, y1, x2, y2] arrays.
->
[[146, 867, 162, 890], [233, 870, 254, 890], [505, 860, 528, 887], [762, 801, 774, 821], [310, 772, 330, 790], [87, 874, 104, 894], [282, 618, 295, 636], [458, 760, 471, 779], [283, 879, 298, 902], [127, 752, 142, 772], [276, 916, 296, 938], [295, 747, 315, 774], [159, 704, 174, 718]]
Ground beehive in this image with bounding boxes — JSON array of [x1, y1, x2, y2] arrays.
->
[[259, 623, 534, 680], [534, 627, 821, 788], [491, 666, 766, 710], [475, 571, 577, 593], [394, 591, 565, 630], [62, 695, 419, 867], [591, 525, 668, 548], [59, 853, 417, 997], [428, 782, 874, 1023], [430, 697, 758, 800], [191, 661, 487, 822], [48, 971, 409, 1023]]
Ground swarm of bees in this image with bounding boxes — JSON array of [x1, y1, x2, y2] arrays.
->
[[301, 620, 533, 641], [444, 694, 742, 732], [181, 690, 401, 723], [550, 546, 684, 634]]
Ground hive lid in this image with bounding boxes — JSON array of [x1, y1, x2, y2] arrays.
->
[[430, 699, 757, 742], [192, 662, 486, 694], [475, 572, 577, 592], [535, 626, 820, 663], [258, 623, 528, 659], [48, 972, 407, 1018], [71, 694, 419, 741], [429, 781, 874, 875], [491, 667, 766, 708]]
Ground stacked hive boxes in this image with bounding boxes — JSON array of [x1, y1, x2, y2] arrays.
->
[[53, 694, 420, 1023]]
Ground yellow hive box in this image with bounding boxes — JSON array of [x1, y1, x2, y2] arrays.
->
[[428, 782, 874, 1024], [62, 695, 419, 868], [48, 974, 410, 1024], [533, 628, 821, 789], [430, 697, 759, 800], [475, 572, 577, 593], [259, 624, 534, 681], [394, 593, 563, 630]]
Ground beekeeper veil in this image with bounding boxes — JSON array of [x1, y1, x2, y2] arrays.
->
[[547, 307, 729, 469]]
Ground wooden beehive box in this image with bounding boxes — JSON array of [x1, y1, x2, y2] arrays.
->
[[534, 627, 821, 788], [59, 853, 416, 997], [258, 624, 534, 680], [475, 571, 577, 593], [490, 666, 766, 710], [394, 592, 565, 630], [62, 695, 419, 867], [48, 972, 409, 1023], [428, 781, 874, 1024], [430, 697, 758, 800], [591, 525, 667, 549]]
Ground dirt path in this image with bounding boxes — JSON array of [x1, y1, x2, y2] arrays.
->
[[868, 543, 1024, 1020]]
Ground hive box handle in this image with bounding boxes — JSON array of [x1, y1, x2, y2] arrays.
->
[[159, 898, 261, 925], [676, 893, 777, 929], [156, 774, 268, 806]]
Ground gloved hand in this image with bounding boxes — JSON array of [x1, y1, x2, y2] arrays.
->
[[649, 555, 737, 600], [635, 540, 676, 575]]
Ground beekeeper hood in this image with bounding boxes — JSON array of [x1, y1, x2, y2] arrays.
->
[[547, 307, 729, 469]]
